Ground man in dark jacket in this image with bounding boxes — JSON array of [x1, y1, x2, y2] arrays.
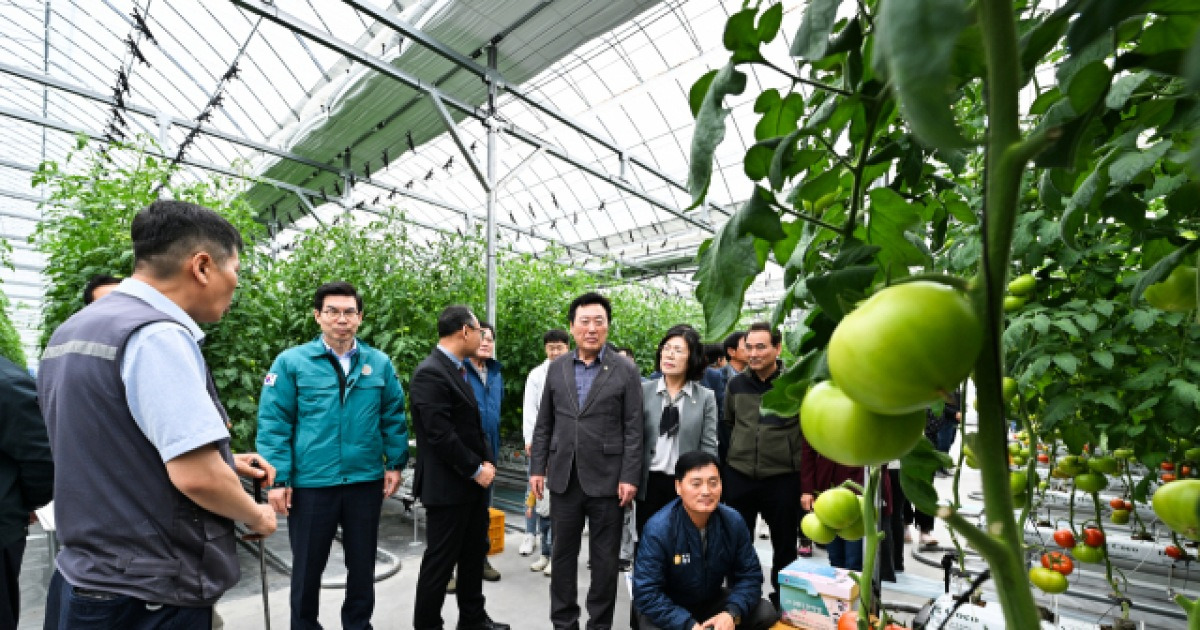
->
[[0, 355, 54, 628], [633, 451, 776, 630]]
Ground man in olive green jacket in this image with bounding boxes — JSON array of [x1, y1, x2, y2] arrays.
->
[[257, 282, 408, 630], [723, 322, 802, 606]]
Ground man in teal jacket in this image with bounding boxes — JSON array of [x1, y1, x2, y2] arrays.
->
[[257, 281, 408, 630]]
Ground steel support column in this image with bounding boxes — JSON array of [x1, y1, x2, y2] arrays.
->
[[484, 45, 498, 324]]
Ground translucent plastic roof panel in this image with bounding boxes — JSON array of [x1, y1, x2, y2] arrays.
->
[[1, 0, 815, 356]]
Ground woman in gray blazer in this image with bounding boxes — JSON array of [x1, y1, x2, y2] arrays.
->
[[635, 324, 719, 538]]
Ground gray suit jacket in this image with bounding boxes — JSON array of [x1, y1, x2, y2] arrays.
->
[[639, 379, 718, 500], [530, 344, 644, 497]]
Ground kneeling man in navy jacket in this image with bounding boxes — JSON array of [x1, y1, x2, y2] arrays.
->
[[632, 450, 778, 630]]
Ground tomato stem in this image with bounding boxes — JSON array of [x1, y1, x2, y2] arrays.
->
[[970, 0, 1044, 624], [856, 466, 882, 630]]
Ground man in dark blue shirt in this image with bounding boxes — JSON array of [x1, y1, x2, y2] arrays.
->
[[633, 451, 776, 630]]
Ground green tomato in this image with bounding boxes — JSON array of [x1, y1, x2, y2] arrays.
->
[[839, 503, 866, 541], [1113, 448, 1135, 461], [799, 381, 926, 466], [1011, 471, 1028, 495], [813, 487, 861, 530], [1072, 543, 1104, 564], [1075, 473, 1108, 494], [1152, 479, 1200, 540], [1004, 295, 1026, 312], [1038, 481, 1050, 492], [1029, 567, 1069, 594], [1143, 265, 1197, 312], [1088, 457, 1119, 474], [827, 281, 982, 414], [1111, 509, 1131, 525], [1013, 454, 1028, 467], [1008, 274, 1037, 296], [1008, 442, 1022, 455], [801, 512, 838, 545], [1002, 377, 1019, 402]]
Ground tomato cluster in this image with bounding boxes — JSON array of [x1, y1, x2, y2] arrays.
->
[[802, 488, 866, 544], [809, 281, 982, 467]]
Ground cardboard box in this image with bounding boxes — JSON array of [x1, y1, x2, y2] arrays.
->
[[777, 559, 859, 629], [487, 507, 504, 556]]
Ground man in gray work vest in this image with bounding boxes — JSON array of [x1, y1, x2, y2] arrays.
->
[[38, 200, 278, 628]]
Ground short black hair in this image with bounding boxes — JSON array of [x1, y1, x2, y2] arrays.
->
[[437, 305, 477, 337], [479, 322, 495, 339], [83, 274, 122, 305], [568, 291, 612, 324], [723, 331, 746, 359], [674, 450, 721, 481], [131, 200, 243, 279], [746, 321, 781, 347], [543, 329, 569, 345], [655, 324, 707, 382], [313, 281, 363, 312], [703, 343, 725, 365]]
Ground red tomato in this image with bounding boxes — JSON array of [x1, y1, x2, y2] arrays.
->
[[1163, 461, 1177, 472], [1082, 528, 1105, 547], [1041, 551, 1075, 576], [1110, 498, 1126, 509], [1166, 545, 1186, 560], [1123, 500, 1133, 511], [1163, 473, 1178, 483], [1038, 453, 1050, 463], [1183, 466, 1192, 476], [1053, 529, 1076, 548]]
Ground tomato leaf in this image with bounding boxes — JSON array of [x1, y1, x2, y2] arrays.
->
[[688, 63, 748, 208], [1090, 350, 1115, 369], [791, 0, 842, 61], [901, 438, 953, 517], [876, 0, 970, 153], [867, 188, 932, 273], [761, 349, 826, 417], [805, 265, 878, 322], [1131, 240, 1200, 306]]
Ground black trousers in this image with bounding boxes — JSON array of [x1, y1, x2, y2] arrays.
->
[[723, 468, 799, 599], [288, 480, 384, 630], [634, 472, 677, 539], [636, 591, 777, 630], [550, 465, 624, 630], [413, 493, 490, 630], [0, 537, 22, 630], [887, 467, 907, 572]]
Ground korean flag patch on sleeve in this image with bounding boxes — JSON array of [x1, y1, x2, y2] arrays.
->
[[264, 373, 278, 387]]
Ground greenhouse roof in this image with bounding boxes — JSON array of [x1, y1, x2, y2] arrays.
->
[[0, 0, 807, 349]]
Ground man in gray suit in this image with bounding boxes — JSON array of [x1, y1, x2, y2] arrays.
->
[[530, 292, 644, 630]]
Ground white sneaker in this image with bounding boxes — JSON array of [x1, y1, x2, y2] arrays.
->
[[530, 555, 550, 572], [543, 561, 552, 576], [518, 534, 535, 556]]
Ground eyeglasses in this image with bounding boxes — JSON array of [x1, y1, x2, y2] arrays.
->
[[746, 343, 773, 352], [661, 344, 688, 356], [321, 308, 360, 319]]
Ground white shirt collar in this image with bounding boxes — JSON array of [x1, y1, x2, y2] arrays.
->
[[655, 377, 695, 398], [114, 278, 205, 342]]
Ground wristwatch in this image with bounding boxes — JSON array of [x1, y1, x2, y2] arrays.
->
[[271, 481, 288, 489]]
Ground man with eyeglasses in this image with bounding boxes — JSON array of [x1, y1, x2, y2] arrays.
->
[[257, 281, 409, 630], [722, 321, 802, 609]]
